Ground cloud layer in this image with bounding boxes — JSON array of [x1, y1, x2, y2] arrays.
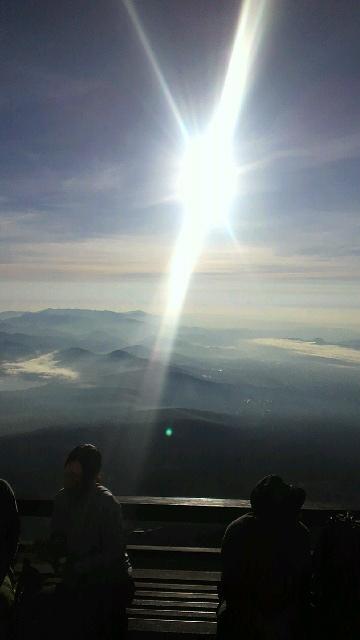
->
[[252, 339, 360, 366], [1, 0, 360, 324], [3, 353, 78, 381]]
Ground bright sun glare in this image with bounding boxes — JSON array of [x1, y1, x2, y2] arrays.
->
[[122, 0, 271, 409], [123, 0, 270, 335], [179, 127, 237, 231], [163, 125, 237, 323]]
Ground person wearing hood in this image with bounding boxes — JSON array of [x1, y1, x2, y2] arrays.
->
[[217, 475, 311, 639]]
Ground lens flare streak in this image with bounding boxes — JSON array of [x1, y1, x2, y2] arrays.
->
[[216, 0, 270, 137], [123, 0, 273, 411], [154, 0, 272, 366], [122, 0, 188, 140]]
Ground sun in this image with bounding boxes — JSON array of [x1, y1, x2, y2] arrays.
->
[[124, 0, 271, 336], [156, 125, 237, 329], [122, 0, 272, 414], [178, 126, 237, 232]]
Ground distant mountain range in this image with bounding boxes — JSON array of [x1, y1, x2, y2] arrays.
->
[[0, 308, 359, 432], [0, 308, 157, 353], [0, 308, 360, 507]]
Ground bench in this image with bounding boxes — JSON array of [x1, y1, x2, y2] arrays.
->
[[17, 495, 343, 636], [128, 568, 219, 637], [15, 548, 219, 637]]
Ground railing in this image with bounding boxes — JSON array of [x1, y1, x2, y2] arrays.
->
[[17, 495, 353, 552], [16, 496, 358, 637], [18, 494, 349, 523]]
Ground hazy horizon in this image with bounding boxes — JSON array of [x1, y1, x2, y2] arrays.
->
[[1, 1, 360, 334], [1, 306, 360, 505], [1, 306, 360, 340]]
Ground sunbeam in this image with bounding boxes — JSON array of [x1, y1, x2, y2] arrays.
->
[[123, 0, 273, 418], [156, 0, 272, 355], [216, 0, 270, 137]]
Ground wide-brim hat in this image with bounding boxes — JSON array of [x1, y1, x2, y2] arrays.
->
[[250, 475, 306, 514]]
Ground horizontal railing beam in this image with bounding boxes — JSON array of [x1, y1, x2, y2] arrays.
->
[[17, 496, 355, 526]]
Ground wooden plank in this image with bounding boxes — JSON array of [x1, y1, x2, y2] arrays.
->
[[134, 582, 217, 592], [132, 599, 218, 610], [16, 544, 211, 554], [128, 545, 220, 554], [135, 591, 218, 601], [18, 496, 341, 531], [133, 569, 220, 582], [128, 618, 216, 634], [125, 505, 242, 525], [118, 497, 248, 508], [17, 495, 345, 515], [128, 609, 216, 619]]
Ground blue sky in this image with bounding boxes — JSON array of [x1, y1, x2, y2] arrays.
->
[[1, 0, 360, 330]]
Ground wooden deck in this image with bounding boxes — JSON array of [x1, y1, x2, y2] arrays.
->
[[15, 547, 220, 636], [128, 568, 219, 636]]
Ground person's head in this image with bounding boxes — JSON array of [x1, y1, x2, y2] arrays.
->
[[250, 475, 306, 520], [63, 444, 102, 491]]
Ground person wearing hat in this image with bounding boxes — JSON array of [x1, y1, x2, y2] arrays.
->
[[217, 475, 311, 639], [49, 444, 133, 639]]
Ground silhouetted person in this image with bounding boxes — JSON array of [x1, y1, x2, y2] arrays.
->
[[217, 475, 311, 639], [49, 444, 133, 639], [0, 479, 19, 638], [312, 512, 360, 639]]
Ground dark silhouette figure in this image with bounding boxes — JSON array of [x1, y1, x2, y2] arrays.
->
[[53, 444, 134, 639], [312, 512, 360, 639], [217, 475, 311, 639], [0, 479, 19, 638], [24, 444, 134, 640]]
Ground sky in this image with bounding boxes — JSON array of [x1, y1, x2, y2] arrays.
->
[[1, 0, 360, 331]]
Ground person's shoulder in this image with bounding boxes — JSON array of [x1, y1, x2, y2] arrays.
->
[[229, 512, 255, 529], [0, 479, 17, 506], [0, 479, 15, 496], [225, 512, 256, 537], [95, 485, 120, 506]]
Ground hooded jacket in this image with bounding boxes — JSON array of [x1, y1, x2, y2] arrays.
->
[[219, 476, 311, 638]]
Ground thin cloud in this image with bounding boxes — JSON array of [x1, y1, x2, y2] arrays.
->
[[3, 352, 78, 381], [61, 163, 126, 194], [252, 338, 360, 366], [0, 235, 172, 280], [1, 233, 359, 284], [238, 131, 360, 177]]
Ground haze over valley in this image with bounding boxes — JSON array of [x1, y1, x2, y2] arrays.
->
[[1, 308, 359, 507]]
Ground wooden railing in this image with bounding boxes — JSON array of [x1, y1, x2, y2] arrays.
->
[[17, 494, 346, 523], [16, 496, 358, 637]]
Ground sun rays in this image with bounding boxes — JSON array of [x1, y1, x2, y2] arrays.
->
[[122, 0, 273, 409]]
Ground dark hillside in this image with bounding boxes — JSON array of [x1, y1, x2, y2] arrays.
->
[[0, 410, 358, 508]]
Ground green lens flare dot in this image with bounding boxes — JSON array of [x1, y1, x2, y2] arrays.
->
[[165, 427, 173, 437]]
